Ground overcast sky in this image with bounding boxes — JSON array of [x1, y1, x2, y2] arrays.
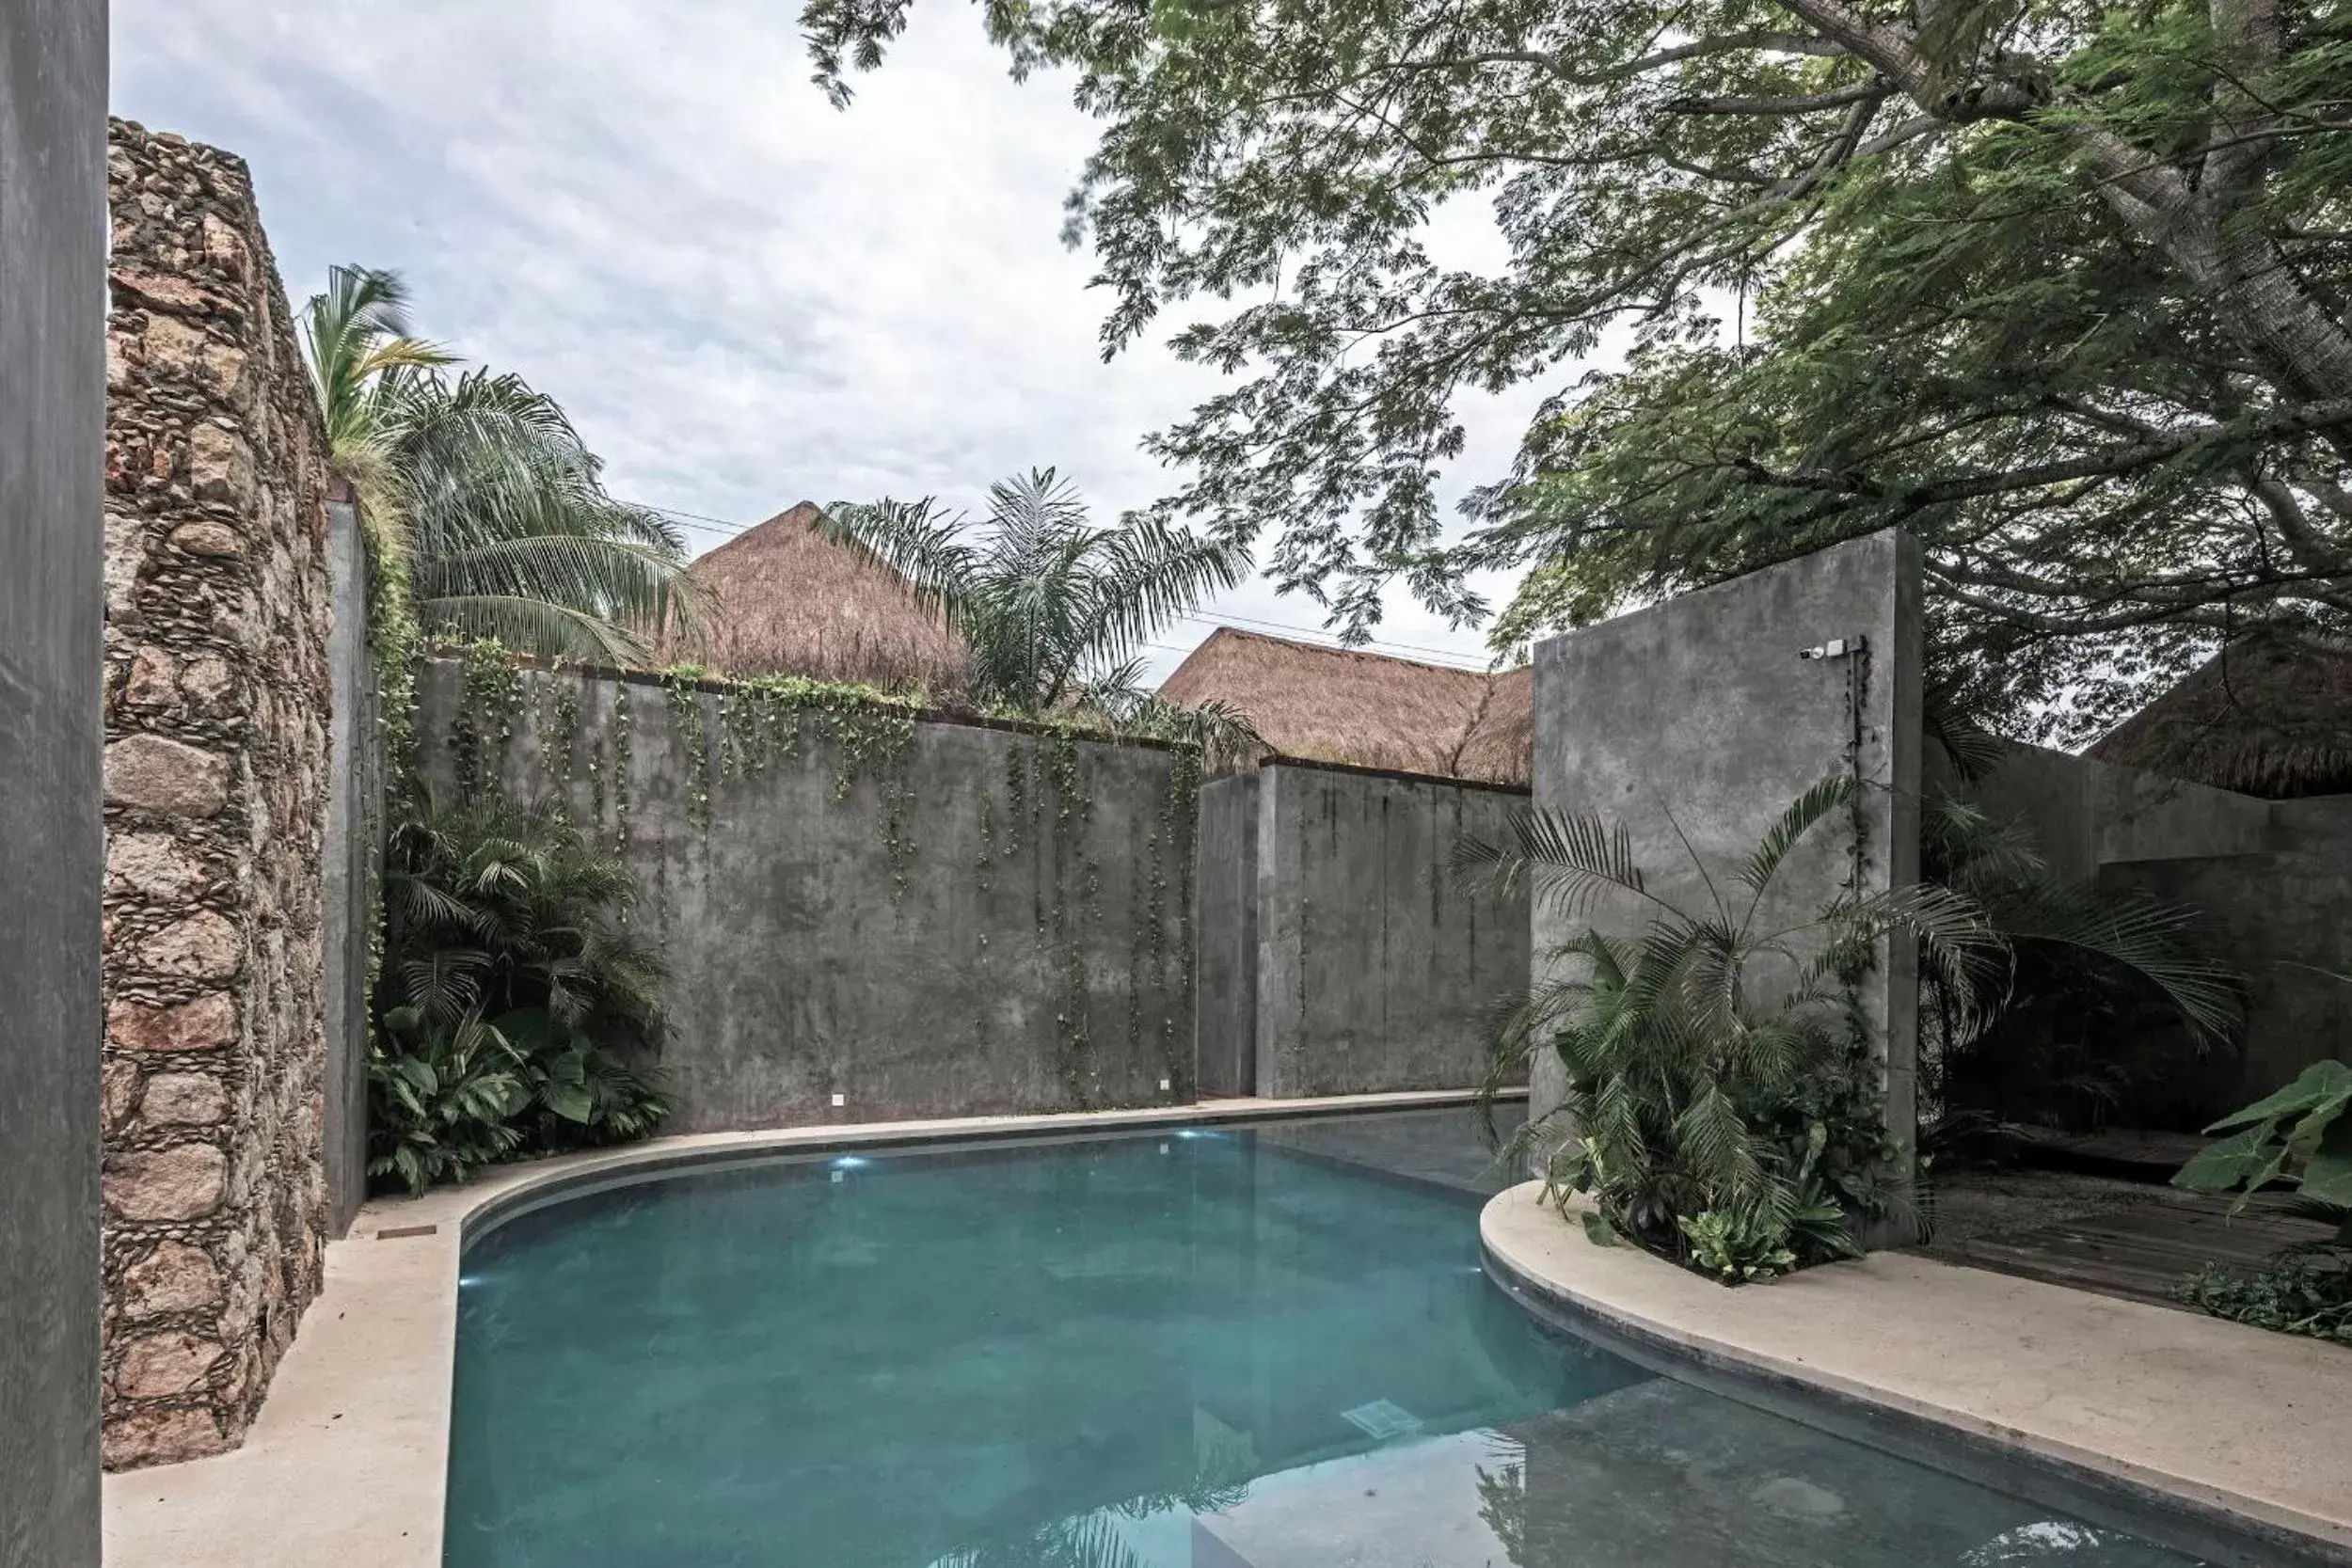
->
[[111, 0, 1553, 680]]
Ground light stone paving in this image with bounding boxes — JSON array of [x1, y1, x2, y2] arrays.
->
[[1481, 1180, 2352, 1560], [101, 1090, 1507, 1567]]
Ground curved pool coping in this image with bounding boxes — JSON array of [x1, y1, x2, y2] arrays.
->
[[1481, 1180, 2352, 1568], [102, 1089, 1519, 1568]]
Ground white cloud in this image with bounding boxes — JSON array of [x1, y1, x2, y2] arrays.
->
[[112, 0, 1557, 677]]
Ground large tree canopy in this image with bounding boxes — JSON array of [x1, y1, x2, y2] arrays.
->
[[802, 0, 2352, 738]]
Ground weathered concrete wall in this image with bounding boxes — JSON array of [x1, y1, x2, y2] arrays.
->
[[1964, 741, 2274, 884], [1194, 770, 1261, 1097], [98, 121, 333, 1468], [2100, 849, 2352, 1110], [0, 0, 106, 1556], [320, 494, 376, 1235], [418, 660, 1200, 1131], [1963, 744, 2352, 1107], [1529, 531, 1924, 1158], [1232, 761, 1532, 1098]]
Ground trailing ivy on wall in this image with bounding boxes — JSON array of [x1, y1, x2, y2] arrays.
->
[[450, 640, 524, 802], [662, 669, 715, 835], [421, 648, 1208, 1111]]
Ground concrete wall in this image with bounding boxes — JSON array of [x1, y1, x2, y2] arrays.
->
[[1194, 770, 1261, 1097], [418, 660, 1200, 1131], [1963, 740, 2273, 884], [0, 1, 106, 1558], [1217, 761, 1533, 1098], [1962, 745, 2352, 1108], [319, 494, 376, 1235], [98, 121, 335, 1468], [1528, 531, 1924, 1157]]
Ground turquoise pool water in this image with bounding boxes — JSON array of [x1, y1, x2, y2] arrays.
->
[[450, 1120, 2216, 1567]]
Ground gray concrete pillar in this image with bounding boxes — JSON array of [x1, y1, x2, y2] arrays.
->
[[322, 492, 377, 1234], [0, 1, 107, 1561]]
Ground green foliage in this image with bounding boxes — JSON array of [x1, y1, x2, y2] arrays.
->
[[301, 263, 703, 665], [823, 468, 1259, 750], [1677, 1208, 1800, 1284], [368, 793, 672, 1194], [2173, 1059, 2352, 1227], [2170, 1055, 2352, 1341], [1463, 777, 1994, 1279], [2173, 1251, 2352, 1343], [802, 0, 2352, 743], [1919, 790, 2246, 1136]]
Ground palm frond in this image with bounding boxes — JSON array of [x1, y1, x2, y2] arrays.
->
[[1992, 882, 2245, 1047], [1453, 805, 1661, 921], [1739, 774, 1855, 902]]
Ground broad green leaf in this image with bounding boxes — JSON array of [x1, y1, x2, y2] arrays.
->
[[2301, 1118, 2352, 1210], [541, 1082, 595, 1124], [2206, 1062, 2352, 1132], [2171, 1126, 2270, 1193]]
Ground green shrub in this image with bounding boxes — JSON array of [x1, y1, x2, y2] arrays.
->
[[2173, 1253, 2352, 1344], [369, 794, 671, 1195], [2169, 1057, 2352, 1342], [1465, 776, 2000, 1282]]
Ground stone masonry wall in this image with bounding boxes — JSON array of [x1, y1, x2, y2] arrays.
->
[[98, 119, 333, 1468]]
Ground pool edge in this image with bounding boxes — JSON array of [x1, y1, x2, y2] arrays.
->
[[1479, 1180, 2352, 1568], [100, 1089, 1520, 1568]]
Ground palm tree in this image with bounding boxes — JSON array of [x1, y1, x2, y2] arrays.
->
[[299, 265, 699, 662], [823, 468, 1261, 758]]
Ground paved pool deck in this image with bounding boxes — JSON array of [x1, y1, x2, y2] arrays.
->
[[1482, 1180, 2352, 1564], [100, 1090, 1513, 1568]]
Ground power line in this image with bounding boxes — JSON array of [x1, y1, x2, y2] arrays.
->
[[641, 500, 1497, 672]]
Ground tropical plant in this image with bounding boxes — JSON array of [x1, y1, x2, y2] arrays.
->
[[369, 791, 671, 1194], [2174, 1058, 2352, 1232], [2173, 1251, 2352, 1343], [822, 468, 1258, 748], [300, 263, 701, 662], [2169, 1057, 2352, 1341], [1461, 776, 2001, 1280], [804, 0, 2352, 744], [1917, 792, 2246, 1138]]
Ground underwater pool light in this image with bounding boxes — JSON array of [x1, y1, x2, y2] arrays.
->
[[831, 1155, 873, 1170]]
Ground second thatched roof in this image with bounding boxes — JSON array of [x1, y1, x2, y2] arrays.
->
[[681, 500, 971, 695], [1158, 627, 1531, 784], [2088, 639, 2352, 800]]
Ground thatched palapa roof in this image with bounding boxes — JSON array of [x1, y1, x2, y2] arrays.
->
[[2088, 640, 2352, 800], [683, 501, 971, 694], [1158, 627, 1531, 784]]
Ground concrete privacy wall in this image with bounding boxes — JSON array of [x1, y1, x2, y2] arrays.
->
[[320, 495, 377, 1234], [98, 121, 336, 1469], [1961, 740, 2275, 884], [0, 1, 107, 1557], [417, 659, 1200, 1130], [1965, 742, 2352, 1107], [1528, 531, 1924, 1156], [1195, 762, 1532, 1098]]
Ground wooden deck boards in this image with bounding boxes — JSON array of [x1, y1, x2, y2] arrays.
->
[[1917, 1189, 2336, 1309]]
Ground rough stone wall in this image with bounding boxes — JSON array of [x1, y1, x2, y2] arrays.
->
[[98, 120, 332, 1469]]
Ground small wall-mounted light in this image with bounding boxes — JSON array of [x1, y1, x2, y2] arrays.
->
[[831, 1092, 846, 1108], [1798, 634, 1868, 661]]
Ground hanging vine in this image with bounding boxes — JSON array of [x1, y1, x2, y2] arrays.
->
[[410, 648, 1210, 1113], [450, 640, 523, 802], [662, 669, 716, 835], [610, 684, 634, 850]]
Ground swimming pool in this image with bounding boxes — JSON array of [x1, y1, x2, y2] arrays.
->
[[450, 1116, 2220, 1566]]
